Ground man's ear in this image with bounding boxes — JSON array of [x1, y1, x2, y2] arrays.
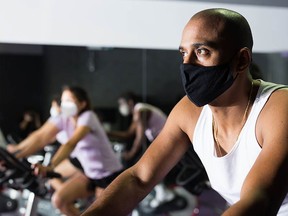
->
[[236, 47, 252, 73]]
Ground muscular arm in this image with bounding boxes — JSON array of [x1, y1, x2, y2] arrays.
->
[[81, 100, 192, 216], [223, 90, 288, 215]]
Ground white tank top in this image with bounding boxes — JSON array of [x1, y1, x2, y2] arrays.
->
[[193, 80, 288, 215]]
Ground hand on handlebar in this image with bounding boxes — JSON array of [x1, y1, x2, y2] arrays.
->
[[33, 163, 54, 178], [6, 144, 23, 159], [6, 144, 18, 154], [33, 164, 62, 179]]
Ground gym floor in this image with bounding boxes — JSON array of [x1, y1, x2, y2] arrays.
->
[[195, 188, 227, 215], [1, 187, 227, 216]]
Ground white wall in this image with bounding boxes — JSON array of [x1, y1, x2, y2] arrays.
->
[[0, 0, 287, 53]]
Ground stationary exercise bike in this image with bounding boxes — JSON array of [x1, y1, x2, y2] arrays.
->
[[0, 146, 61, 216]]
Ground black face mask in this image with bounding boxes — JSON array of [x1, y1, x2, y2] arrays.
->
[[180, 62, 236, 107]]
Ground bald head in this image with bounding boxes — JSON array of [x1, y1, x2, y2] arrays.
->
[[190, 8, 253, 51]]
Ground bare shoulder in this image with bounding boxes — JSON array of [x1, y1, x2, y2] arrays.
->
[[260, 87, 288, 118], [257, 87, 288, 146], [268, 87, 288, 102], [165, 95, 202, 140]]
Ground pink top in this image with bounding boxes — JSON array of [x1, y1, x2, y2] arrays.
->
[[134, 103, 166, 142], [49, 110, 123, 179]]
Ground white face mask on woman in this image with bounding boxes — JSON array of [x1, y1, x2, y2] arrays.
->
[[61, 101, 78, 117], [119, 104, 130, 116], [50, 107, 60, 117]]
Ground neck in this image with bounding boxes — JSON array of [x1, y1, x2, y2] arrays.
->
[[211, 79, 254, 126], [212, 80, 254, 156]]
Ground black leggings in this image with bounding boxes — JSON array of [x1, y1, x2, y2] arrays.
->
[[70, 157, 123, 190], [87, 170, 123, 190], [69, 157, 84, 171]]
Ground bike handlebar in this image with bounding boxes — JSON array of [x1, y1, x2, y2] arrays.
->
[[0, 147, 61, 197]]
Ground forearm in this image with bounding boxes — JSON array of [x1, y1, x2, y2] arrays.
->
[[14, 132, 47, 158], [50, 144, 74, 168], [222, 204, 250, 216], [108, 130, 132, 141], [81, 168, 154, 216], [222, 194, 272, 216]]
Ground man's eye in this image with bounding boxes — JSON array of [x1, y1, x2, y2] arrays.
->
[[180, 51, 188, 58], [196, 48, 209, 56]]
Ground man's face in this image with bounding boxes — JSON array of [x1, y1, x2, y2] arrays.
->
[[179, 17, 235, 67]]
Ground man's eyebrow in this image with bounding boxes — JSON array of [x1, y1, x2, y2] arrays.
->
[[193, 41, 218, 48], [179, 42, 217, 50], [192, 42, 209, 48]]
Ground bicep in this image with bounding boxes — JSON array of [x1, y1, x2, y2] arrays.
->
[[241, 92, 288, 214]]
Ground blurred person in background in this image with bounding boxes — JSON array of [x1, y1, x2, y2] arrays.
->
[[7, 86, 123, 216]]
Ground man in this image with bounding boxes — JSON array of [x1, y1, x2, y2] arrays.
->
[[81, 8, 288, 215]]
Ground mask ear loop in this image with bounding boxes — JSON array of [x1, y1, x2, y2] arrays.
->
[[233, 72, 239, 81]]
